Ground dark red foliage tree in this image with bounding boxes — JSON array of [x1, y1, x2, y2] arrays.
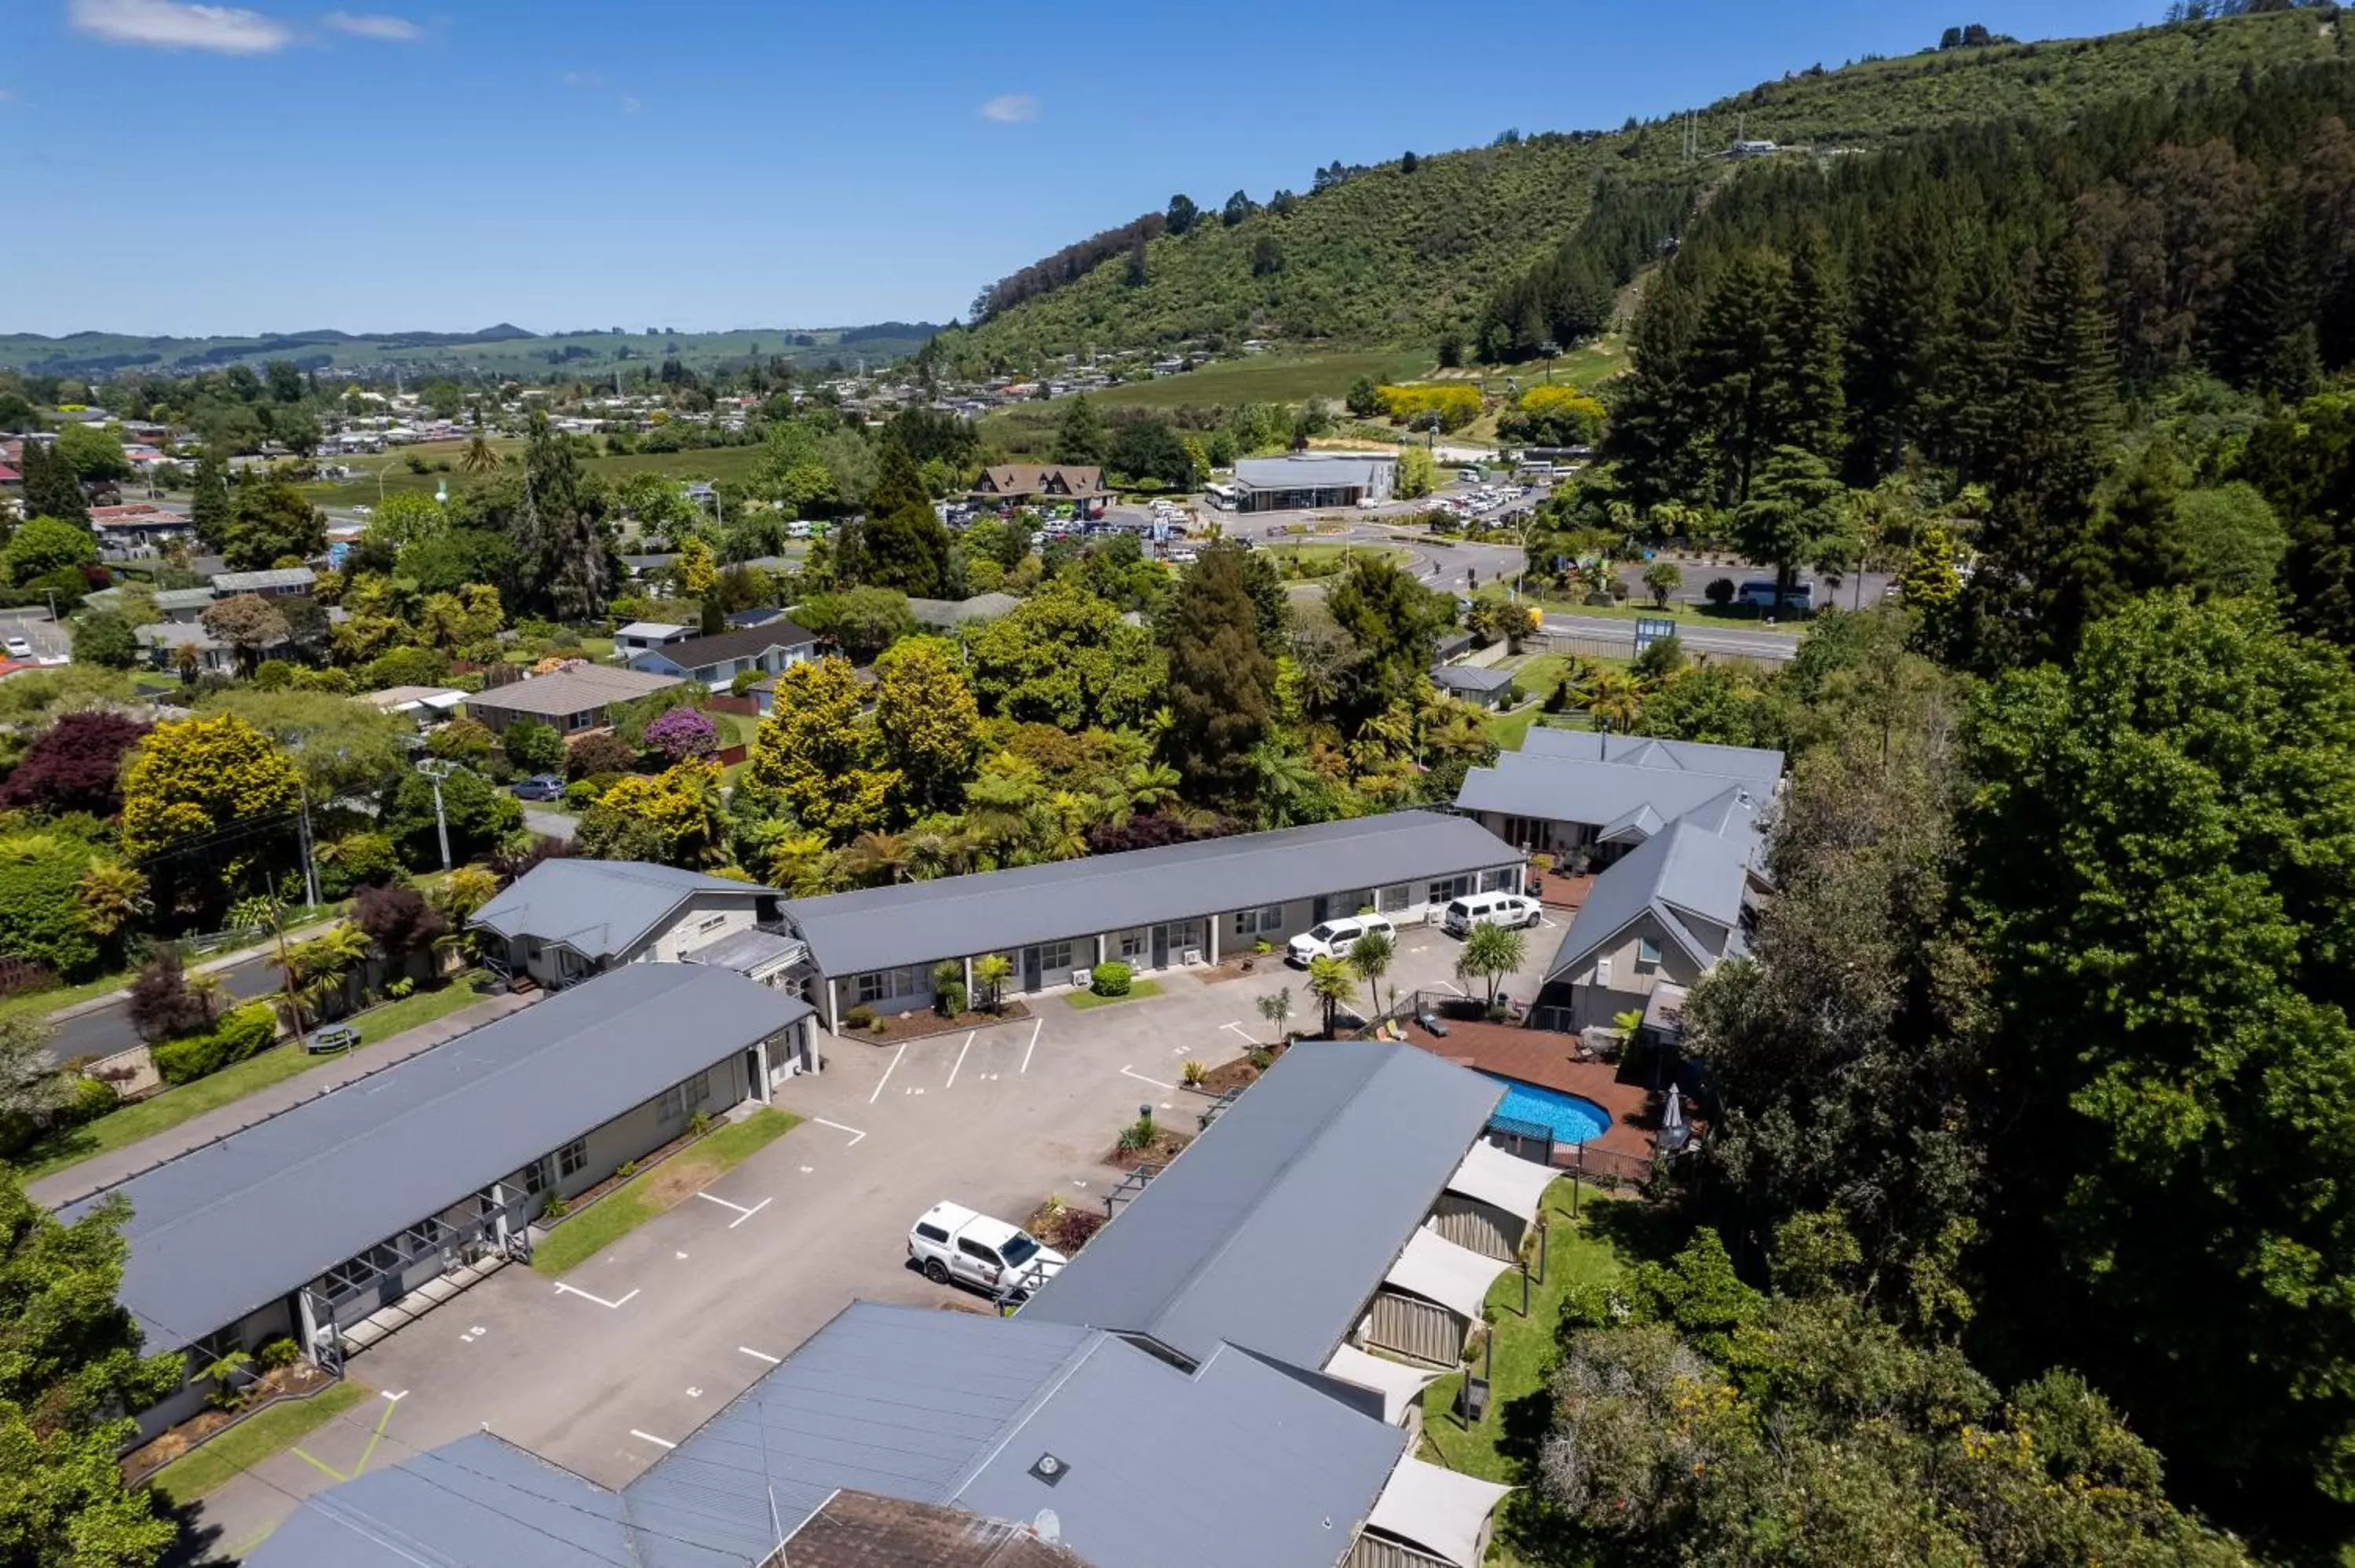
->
[[354, 884, 448, 962], [0, 712, 150, 818], [126, 947, 222, 1044], [1084, 812, 1236, 856]]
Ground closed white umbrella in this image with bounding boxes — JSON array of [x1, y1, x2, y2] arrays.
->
[[1661, 1085, 1684, 1132]]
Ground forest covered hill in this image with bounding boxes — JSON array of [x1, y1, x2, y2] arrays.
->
[[943, 9, 2344, 369]]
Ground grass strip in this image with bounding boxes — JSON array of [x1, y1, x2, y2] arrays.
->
[[1064, 980, 1167, 1011], [532, 1108, 800, 1277], [147, 1380, 369, 1505]]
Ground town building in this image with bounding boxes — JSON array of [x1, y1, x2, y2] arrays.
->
[[462, 664, 684, 736], [1231, 451, 1398, 512], [969, 464, 1110, 512]]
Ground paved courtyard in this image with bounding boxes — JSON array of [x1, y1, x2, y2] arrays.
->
[[177, 924, 1561, 1562]]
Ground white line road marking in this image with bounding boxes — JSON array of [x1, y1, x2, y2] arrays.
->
[[1438, 979, 1470, 997], [727, 1198, 772, 1229], [1020, 1017, 1043, 1074], [945, 1030, 977, 1089], [383, 1391, 407, 1402], [552, 1282, 639, 1310], [739, 1346, 782, 1365], [812, 1117, 868, 1146], [686, 1386, 703, 1398], [696, 1191, 755, 1216], [869, 1042, 908, 1104], [1221, 1021, 1254, 1041], [1121, 1065, 1177, 1090], [799, 1165, 814, 1172], [630, 1430, 677, 1449], [675, 1251, 688, 1260]]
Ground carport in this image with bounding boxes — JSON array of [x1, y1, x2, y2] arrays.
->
[[1355, 1456, 1517, 1568], [1367, 1228, 1513, 1367]]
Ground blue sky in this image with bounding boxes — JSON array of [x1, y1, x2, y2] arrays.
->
[[2, 0, 2158, 337]]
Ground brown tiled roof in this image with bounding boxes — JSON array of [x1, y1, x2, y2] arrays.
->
[[973, 465, 1107, 498], [772, 1490, 1094, 1568]]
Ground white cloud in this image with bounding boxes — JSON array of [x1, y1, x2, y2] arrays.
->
[[979, 93, 1039, 123], [68, 0, 293, 53], [619, 93, 640, 114], [560, 69, 602, 88], [322, 10, 419, 40]]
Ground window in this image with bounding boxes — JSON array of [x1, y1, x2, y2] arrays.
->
[[1377, 884, 1411, 913], [1230, 905, 1284, 938], [1427, 874, 1473, 906], [523, 1156, 550, 1196], [1480, 867, 1516, 892], [695, 913, 728, 935], [957, 1238, 1001, 1266], [1636, 937, 1662, 972], [915, 1222, 951, 1245], [1118, 928, 1148, 960], [1033, 941, 1072, 973], [1329, 889, 1372, 917], [856, 967, 919, 1005], [659, 1083, 684, 1120], [557, 1139, 587, 1179]]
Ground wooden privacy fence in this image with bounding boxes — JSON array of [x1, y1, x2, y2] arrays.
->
[[1364, 1290, 1466, 1368]]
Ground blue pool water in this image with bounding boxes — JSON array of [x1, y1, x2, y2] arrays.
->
[[1484, 1075, 1611, 1146]]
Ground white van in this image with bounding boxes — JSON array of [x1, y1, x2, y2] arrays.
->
[[1441, 892, 1543, 936], [908, 1202, 1066, 1300], [1737, 579, 1814, 613], [1287, 912, 1397, 966]]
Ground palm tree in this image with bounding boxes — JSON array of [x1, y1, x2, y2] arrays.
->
[[973, 953, 1014, 1013], [905, 830, 963, 881], [848, 831, 912, 885], [461, 433, 498, 475], [1123, 762, 1182, 816], [231, 892, 305, 1042], [1256, 986, 1294, 1046], [1306, 956, 1353, 1036], [1252, 743, 1322, 828], [1584, 670, 1645, 734], [75, 860, 150, 938], [1456, 921, 1528, 1010], [1348, 928, 1394, 1020]]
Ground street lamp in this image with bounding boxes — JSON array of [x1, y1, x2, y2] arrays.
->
[[417, 759, 458, 872]]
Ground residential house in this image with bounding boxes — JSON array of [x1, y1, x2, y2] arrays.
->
[[906, 592, 1020, 629], [612, 621, 696, 658], [461, 665, 683, 736], [469, 859, 809, 1003], [1429, 664, 1517, 711], [210, 566, 317, 599], [1453, 727, 1784, 871], [627, 622, 818, 690]]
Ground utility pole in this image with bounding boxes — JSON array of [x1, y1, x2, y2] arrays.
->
[[296, 795, 321, 909], [418, 760, 457, 872]]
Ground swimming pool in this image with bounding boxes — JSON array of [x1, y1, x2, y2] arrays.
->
[[1484, 1074, 1611, 1146]]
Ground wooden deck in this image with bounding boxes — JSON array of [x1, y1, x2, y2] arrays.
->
[[1531, 867, 1596, 910], [1398, 1014, 1664, 1173]]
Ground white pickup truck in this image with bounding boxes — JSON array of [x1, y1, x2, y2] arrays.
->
[[908, 1202, 1067, 1300]]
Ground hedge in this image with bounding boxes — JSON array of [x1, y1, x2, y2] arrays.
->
[[1090, 961, 1133, 998], [154, 1002, 280, 1085]]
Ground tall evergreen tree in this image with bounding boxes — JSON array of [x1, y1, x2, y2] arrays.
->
[[1689, 250, 1785, 505], [190, 450, 232, 550], [517, 410, 610, 621], [2218, 204, 2321, 400], [1162, 542, 1276, 810], [19, 440, 89, 526], [1053, 396, 1107, 467], [1763, 228, 1847, 465], [859, 443, 952, 598], [1606, 264, 1710, 509], [1919, 235, 2017, 489]]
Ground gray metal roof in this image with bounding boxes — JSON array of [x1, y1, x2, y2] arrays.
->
[[624, 1303, 1097, 1566], [1517, 727, 1786, 789], [1431, 664, 1516, 695], [463, 665, 683, 718], [472, 859, 776, 961], [679, 924, 806, 975], [1544, 796, 1762, 980], [1022, 1042, 1502, 1370], [1234, 457, 1386, 491], [246, 1433, 635, 1568], [68, 965, 809, 1351], [210, 567, 316, 593], [1455, 747, 1765, 830], [782, 812, 1520, 979]]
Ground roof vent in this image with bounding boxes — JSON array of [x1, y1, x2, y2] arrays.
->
[[1029, 1453, 1070, 1486]]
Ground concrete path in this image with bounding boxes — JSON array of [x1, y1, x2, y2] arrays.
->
[[31, 990, 538, 1208]]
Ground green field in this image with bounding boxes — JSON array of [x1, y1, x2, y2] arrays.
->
[[298, 439, 772, 509], [1088, 348, 1436, 410]]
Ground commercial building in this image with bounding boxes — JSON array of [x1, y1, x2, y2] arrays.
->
[[68, 965, 812, 1440], [462, 664, 684, 735], [1454, 727, 1782, 870], [969, 464, 1110, 510], [1231, 451, 1398, 512], [776, 811, 1524, 1030], [253, 1043, 1542, 1568], [470, 859, 809, 995], [626, 621, 819, 688]]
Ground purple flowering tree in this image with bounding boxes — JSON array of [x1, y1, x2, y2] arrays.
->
[[644, 706, 719, 762]]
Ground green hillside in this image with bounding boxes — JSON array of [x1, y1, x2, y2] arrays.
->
[[0, 323, 940, 381], [951, 10, 2342, 365]]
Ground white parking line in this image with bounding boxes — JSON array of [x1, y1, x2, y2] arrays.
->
[[1121, 1064, 1176, 1091], [727, 1198, 772, 1228], [868, 1042, 907, 1104], [630, 1430, 677, 1449], [738, 1346, 781, 1365], [696, 1191, 754, 1216], [382, 1390, 407, 1402], [1437, 979, 1470, 997], [945, 1030, 977, 1089], [1221, 1021, 1255, 1041], [1020, 1016, 1042, 1074], [552, 1282, 639, 1310], [812, 1116, 867, 1146]]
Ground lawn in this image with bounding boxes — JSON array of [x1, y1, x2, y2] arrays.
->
[[16, 976, 490, 1180], [301, 441, 771, 509], [146, 1379, 369, 1505], [1064, 980, 1166, 1012], [532, 1108, 800, 1277], [1089, 348, 1437, 410]]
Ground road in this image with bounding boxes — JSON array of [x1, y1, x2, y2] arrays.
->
[[46, 953, 282, 1067]]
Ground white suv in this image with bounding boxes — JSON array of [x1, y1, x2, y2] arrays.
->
[[1441, 892, 1543, 936], [908, 1202, 1066, 1300], [1287, 913, 1397, 966]]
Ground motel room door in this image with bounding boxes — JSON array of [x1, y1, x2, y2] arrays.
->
[[1021, 945, 1043, 993], [1150, 924, 1170, 970]]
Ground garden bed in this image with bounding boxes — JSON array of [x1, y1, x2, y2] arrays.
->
[[1022, 1198, 1108, 1255], [1195, 1039, 1290, 1096], [124, 1359, 339, 1490], [1107, 1123, 1194, 1170], [846, 1001, 1031, 1045], [1064, 979, 1163, 1010], [1193, 954, 1285, 984]]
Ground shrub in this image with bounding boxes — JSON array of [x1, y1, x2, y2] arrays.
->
[[1090, 961, 1133, 998], [644, 706, 718, 762], [936, 983, 968, 1017], [154, 1034, 225, 1085], [0, 834, 105, 979], [844, 1005, 876, 1030], [1704, 577, 1736, 607], [1247, 1047, 1276, 1071], [127, 948, 223, 1044], [255, 1336, 300, 1372], [1052, 1208, 1106, 1251], [728, 669, 762, 696], [1181, 1059, 1208, 1086], [212, 1002, 279, 1065], [316, 830, 403, 899], [615, 1159, 638, 1180], [1116, 1116, 1156, 1154], [355, 882, 447, 961], [562, 779, 604, 810], [565, 730, 638, 781], [55, 1074, 119, 1130], [426, 717, 498, 766], [501, 717, 566, 775], [542, 1194, 570, 1220], [687, 1110, 712, 1136], [250, 658, 298, 691]]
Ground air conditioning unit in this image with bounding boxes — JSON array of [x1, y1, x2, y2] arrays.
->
[[1181, 947, 1203, 966], [1070, 967, 1093, 991]]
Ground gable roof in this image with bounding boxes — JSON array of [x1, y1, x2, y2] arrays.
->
[[472, 859, 773, 961], [1517, 727, 1785, 789], [973, 465, 1106, 498], [631, 622, 817, 672], [463, 665, 683, 717], [1021, 1042, 1502, 1369], [780, 1491, 1094, 1567], [1430, 664, 1515, 695], [65, 966, 809, 1351], [210, 567, 316, 593], [781, 813, 1519, 979], [1543, 792, 1764, 981], [1454, 747, 1766, 833], [1234, 456, 1387, 491]]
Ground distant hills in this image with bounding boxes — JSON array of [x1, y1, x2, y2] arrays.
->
[[948, 9, 2346, 366], [0, 323, 945, 381]]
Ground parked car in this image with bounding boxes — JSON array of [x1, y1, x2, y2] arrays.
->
[[908, 1202, 1066, 1300], [1736, 579, 1815, 613], [1441, 892, 1543, 936], [1287, 913, 1397, 966], [509, 774, 565, 801], [2, 638, 30, 660]]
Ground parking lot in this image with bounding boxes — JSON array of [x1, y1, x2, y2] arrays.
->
[[183, 923, 1558, 1560]]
